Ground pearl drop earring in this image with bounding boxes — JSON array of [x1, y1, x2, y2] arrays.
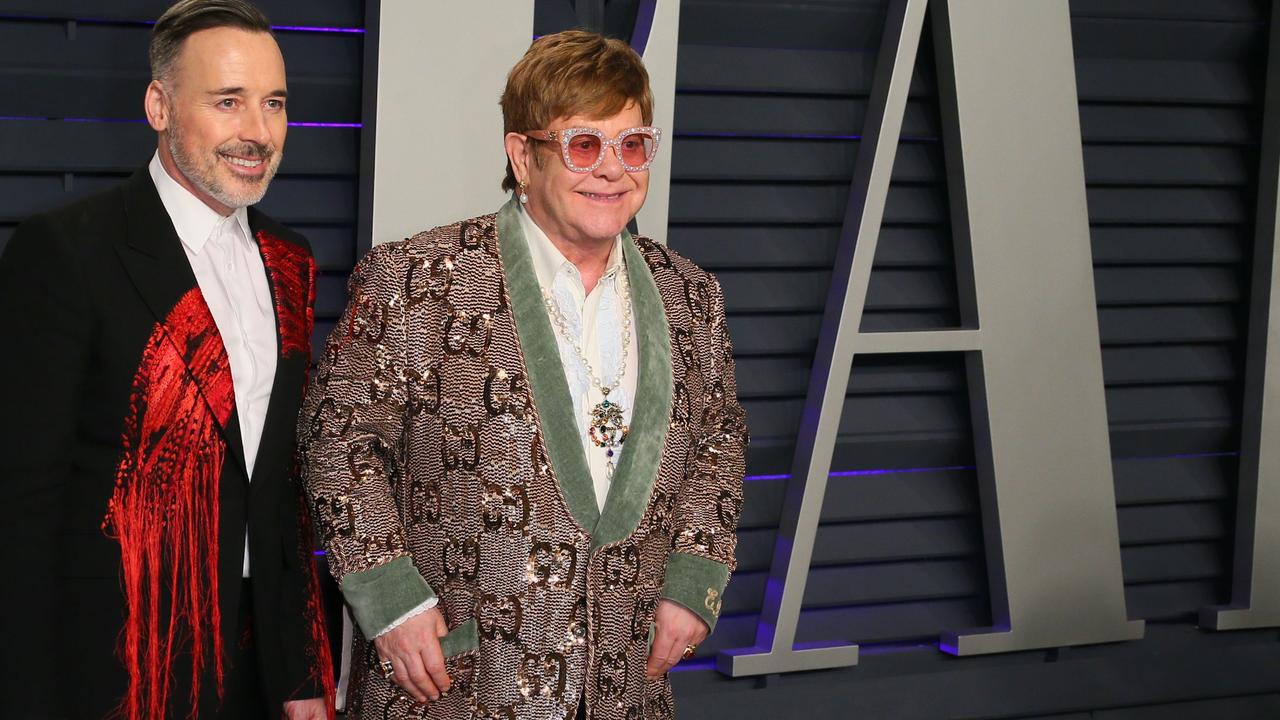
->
[[518, 180, 529, 205]]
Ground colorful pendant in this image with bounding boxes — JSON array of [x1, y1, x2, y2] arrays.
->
[[588, 390, 629, 479]]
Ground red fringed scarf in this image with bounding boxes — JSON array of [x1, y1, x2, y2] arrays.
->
[[102, 231, 334, 720], [260, 230, 337, 718], [104, 287, 235, 720]]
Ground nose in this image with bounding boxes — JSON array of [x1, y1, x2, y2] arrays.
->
[[594, 141, 626, 182], [239, 106, 272, 147]]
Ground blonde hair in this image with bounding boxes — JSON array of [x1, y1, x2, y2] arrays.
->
[[500, 30, 654, 191]]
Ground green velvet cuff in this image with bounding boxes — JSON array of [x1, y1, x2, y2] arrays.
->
[[661, 552, 731, 632], [340, 556, 437, 638], [439, 618, 480, 657]]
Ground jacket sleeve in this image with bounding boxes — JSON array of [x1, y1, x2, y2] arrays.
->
[[298, 243, 436, 639], [0, 216, 94, 718], [660, 275, 748, 632]]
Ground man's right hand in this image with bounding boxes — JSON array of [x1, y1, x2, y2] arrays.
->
[[373, 607, 452, 703]]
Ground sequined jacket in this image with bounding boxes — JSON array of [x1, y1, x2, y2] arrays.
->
[[300, 200, 747, 719]]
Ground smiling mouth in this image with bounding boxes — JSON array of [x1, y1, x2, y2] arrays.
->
[[220, 153, 266, 171], [578, 191, 626, 202]]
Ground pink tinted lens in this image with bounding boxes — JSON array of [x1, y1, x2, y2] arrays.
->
[[620, 133, 655, 166], [566, 134, 602, 169]]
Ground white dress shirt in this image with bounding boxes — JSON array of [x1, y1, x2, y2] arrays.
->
[[149, 152, 277, 577], [518, 202, 640, 512]]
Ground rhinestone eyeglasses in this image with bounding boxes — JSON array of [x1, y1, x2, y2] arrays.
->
[[523, 126, 662, 173]]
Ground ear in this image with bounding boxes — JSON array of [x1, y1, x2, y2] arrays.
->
[[144, 80, 169, 132], [504, 132, 533, 186]]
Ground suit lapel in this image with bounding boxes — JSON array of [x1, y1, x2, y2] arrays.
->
[[497, 200, 602, 532], [246, 211, 315, 485], [113, 168, 248, 477], [590, 230, 673, 552], [496, 199, 675, 549]]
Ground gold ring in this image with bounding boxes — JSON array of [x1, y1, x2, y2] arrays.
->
[[379, 658, 395, 679], [682, 644, 697, 660]]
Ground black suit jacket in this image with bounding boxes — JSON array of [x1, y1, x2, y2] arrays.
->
[[0, 168, 329, 718]]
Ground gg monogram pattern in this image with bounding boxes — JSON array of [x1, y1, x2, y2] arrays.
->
[[300, 212, 746, 719]]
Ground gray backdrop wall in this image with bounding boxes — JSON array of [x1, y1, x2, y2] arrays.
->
[[2, 0, 1279, 718]]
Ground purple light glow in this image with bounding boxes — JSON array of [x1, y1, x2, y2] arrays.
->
[[65, 117, 145, 123], [0, 14, 148, 26], [668, 658, 717, 673], [745, 464, 973, 482], [0, 115, 358, 128], [744, 472, 790, 481], [0, 15, 362, 33], [791, 639, 854, 651], [679, 131, 863, 141], [0, 115, 144, 123], [630, 0, 658, 57], [288, 121, 363, 128], [857, 641, 934, 656], [676, 131, 940, 142], [831, 464, 972, 478], [271, 25, 364, 34], [745, 452, 1237, 484]]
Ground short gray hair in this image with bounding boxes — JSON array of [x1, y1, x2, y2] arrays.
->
[[150, 0, 273, 83]]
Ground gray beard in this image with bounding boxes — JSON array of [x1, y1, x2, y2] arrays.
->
[[166, 117, 278, 210]]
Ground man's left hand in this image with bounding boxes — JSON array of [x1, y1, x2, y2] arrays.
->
[[645, 599, 709, 680], [283, 697, 328, 720]]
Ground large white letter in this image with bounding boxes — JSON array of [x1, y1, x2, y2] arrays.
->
[[718, 0, 1142, 677]]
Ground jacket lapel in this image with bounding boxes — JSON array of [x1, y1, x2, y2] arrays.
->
[[495, 200, 674, 549], [246, 211, 315, 485], [113, 168, 248, 476], [590, 229, 673, 552], [497, 200, 601, 532]]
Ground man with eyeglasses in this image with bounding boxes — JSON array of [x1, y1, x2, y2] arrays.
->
[[299, 30, 747, 720]]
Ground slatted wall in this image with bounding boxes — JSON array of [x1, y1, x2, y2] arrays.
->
[[5, 0, 1279, 715], [668, 0, 1266, 661], [0, 0, 363, 359], [1073, 0, 1261, 625]]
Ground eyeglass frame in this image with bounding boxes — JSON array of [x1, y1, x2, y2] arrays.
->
[[522, 126, 662, 174]]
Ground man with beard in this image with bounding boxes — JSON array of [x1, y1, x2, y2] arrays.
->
[[0, 1, 333, 718]]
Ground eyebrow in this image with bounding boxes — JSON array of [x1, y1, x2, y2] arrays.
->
[[208, 87, 288, 98]]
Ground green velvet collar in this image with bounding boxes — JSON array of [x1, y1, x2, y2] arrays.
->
[[592, 218, 673, 551], [497, 201, 599, 531], [495, 199, 673, 551]]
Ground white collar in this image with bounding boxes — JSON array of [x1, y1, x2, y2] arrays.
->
[[516, 199, 624, 291], [148, 151, 252, 256]]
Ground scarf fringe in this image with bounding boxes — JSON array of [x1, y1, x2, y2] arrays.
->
[[104, 288, 235, 720]]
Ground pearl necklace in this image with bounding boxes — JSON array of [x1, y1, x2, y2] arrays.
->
[[540, 270, 633, 479]]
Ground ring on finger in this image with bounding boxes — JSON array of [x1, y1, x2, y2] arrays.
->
[[682, 644, 697, 660], [378, 658, 395, 679]]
